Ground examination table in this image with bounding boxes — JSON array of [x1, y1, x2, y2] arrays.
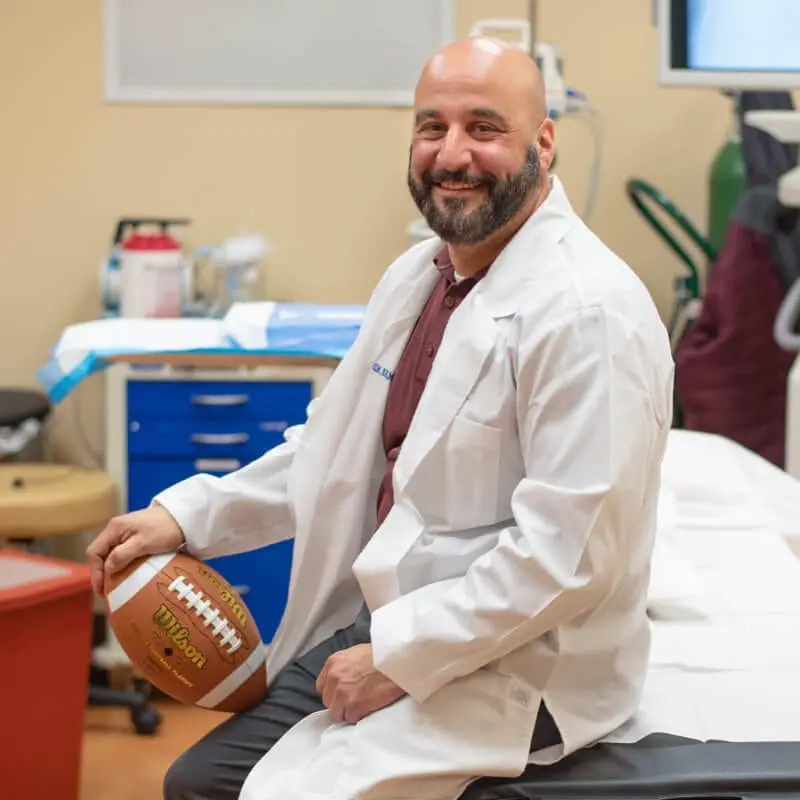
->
[[467, 428, 800, 800], [461, 660, 800, 797], [463, 736, 800, 799]]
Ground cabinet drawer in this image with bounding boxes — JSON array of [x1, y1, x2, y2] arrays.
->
[[127, 380, 313, 423], [128, 457, 246, 512], [128, 419, 285, 459]]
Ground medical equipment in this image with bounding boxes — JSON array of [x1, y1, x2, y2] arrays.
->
[[655, 0, 800, 90], [637, 3, 800, 333], [100, 218, 193, 317], [667, 91, 799, 464], [654, 0, 800, 207], [775, 275, 800, 480], [708, 97, 748, 253], [722, 58, 800, 475], [119, 225, 190, 318], [626, 95, 744, 317], [467, 19, 567, 120], [625, 179, 715, 354], [651, 0, 800, 469], [100, 220, 272, 319], [745, 110, 800, 207], [785, 357, 800, 480], [194, 233, 271, 317], [626, 116, 746, 356], [649, 0, 800, 250]]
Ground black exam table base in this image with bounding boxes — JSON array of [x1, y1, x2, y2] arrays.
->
[[461, 735, 800, 800]]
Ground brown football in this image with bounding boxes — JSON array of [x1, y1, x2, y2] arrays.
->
[[104, 551, 267, 713]]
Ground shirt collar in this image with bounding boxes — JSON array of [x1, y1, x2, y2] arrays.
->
[[433, 244, 491, 283]]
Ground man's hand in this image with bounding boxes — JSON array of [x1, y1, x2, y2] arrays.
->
[[316, 644, 406, 724], [86, 505, 185, 596]]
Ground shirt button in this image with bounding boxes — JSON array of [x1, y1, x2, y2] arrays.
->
[[444, 296, 455, 309], [425, 343, 435, 357]]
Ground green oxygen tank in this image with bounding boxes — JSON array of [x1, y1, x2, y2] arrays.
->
[[707, 95, 748, 258]]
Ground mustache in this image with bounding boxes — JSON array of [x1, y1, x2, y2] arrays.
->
[[420, 168, 497, 190]]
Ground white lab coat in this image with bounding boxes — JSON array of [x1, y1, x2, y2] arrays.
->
[[155, 177, 674, 800]]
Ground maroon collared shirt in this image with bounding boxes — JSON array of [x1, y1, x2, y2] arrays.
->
[[375, 246, 490, 528]]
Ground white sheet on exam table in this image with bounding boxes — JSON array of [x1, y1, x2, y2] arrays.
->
[[52, 318, 227, 372], [603, 429, 800, 746], [660, 429, 800, 556], [607, 541, 800, 744]]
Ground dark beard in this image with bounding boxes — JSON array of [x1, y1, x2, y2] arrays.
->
[[407, 146, 542, 245]]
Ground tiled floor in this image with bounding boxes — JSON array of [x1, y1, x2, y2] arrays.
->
[[81, 701, 225, 800]]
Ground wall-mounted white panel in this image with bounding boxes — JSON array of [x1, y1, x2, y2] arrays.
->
[[103, 0, 455, 107]]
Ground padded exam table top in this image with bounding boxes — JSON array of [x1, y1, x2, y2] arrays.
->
[[462, 735, 800, 799]]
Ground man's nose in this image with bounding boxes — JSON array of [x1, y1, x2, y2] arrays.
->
[[435, 128, 473, 173]]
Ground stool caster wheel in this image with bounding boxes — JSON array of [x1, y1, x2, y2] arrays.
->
[[132, 704, 162, 735]]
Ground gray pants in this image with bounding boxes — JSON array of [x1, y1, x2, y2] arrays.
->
[[163, 608, 560, 799]]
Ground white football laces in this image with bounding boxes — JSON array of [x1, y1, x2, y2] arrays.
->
[[168, 576, 243, 655]]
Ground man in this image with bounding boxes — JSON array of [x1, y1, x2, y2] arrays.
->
[[88, 36, 674, 800]]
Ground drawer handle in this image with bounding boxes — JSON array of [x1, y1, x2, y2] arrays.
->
[[191, 433, 250, 445], [259, 420, 289, 433], [194, 458, 241, 473], [232, 585, 251, 596], [191, 394, 250, 406]]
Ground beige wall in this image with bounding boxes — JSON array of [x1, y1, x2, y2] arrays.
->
[[1, 0, 745, 462]]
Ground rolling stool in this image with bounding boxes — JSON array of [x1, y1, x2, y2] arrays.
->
[[0, 463, 163, 734]]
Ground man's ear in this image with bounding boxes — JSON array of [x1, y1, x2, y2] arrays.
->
[[536, 118, 556, 172]]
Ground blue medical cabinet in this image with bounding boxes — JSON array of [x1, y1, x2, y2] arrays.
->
[[105, 361, 335, 642]]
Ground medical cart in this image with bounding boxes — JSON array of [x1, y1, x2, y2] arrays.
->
[[95, 352, 338, 676]]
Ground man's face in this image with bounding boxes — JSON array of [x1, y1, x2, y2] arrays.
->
[[407, 75, 544, 246]]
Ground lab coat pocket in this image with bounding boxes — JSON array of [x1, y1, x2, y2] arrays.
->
[[445, 414, 502, 530]]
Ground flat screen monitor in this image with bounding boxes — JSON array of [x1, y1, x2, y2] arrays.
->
[[657, 0, 800, 89]]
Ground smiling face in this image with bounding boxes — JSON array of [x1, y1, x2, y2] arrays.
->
[[407, 38, 555, 247]]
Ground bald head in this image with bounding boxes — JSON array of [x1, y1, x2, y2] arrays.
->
[[417, 36, 548, 130], [406, 36, 555, 252]]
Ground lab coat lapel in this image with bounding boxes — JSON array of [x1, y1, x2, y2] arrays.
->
[[365, 252, 441, 381], [392, 293, 498, 495], [321, 261, 439, 503]]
